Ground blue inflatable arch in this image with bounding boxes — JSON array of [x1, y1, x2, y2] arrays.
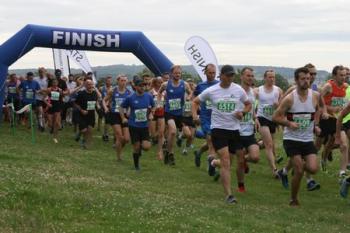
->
[[0, 24, 174, 116]]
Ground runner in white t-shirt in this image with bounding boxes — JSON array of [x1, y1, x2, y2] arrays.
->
[[192, 65, 252, 204], [34, 67, 48, 131]]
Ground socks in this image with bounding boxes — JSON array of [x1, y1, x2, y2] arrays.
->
[[133, 152, 141, 169]]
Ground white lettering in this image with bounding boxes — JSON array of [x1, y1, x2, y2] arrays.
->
[[52, 31, 120, 48], [71, 32, 85, 46], [65, 32, 70, 45], [52, 31, 64, 44], [93, 34, 105, 47], [86, 33, 92, 47], [106, 34, 120, 47]]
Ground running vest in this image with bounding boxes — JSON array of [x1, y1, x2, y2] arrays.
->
[[283, 89, 315, 142], [111, 88, 131, 113], [323, 79, 346, 107], [240, 87, 255, 136], [165, 79, 185, 116], [151, 89, 165, 117], [257, 85, 279, 121], [342, 86, 350, 124]]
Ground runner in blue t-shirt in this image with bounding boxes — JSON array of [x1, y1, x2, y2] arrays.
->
[[18, 72, 44, 127], [18, 72, 42, 108], [103, 74, 132, 162], [157, 65, 192, 166], [192, 64, 219, 169], [120, 76, 155, 170]]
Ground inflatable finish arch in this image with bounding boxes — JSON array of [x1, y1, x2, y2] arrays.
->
[[0, 24, 173, 117]]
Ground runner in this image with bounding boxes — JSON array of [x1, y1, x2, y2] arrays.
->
[[44, 78, 64, 143], [192, 64, 219, 170], [181, 82, 196, 155], [272, 67, 322, 206], [319, 65, 348, 177], [255, 69, 283, 177], [277, 63, 322, 191], [192, 65, 252, 204], [74, 80, 98, 149], [239, 67, 260, 176], [120, 76, 155, 170], [99, 76, 113, 141], [158, 65, 192, 166], [18, 72, 43, 127], [5, 74, 21, 117], [149, 77, 166, 160], [34, 67, 48, 131], [103, 74, 131, 161]]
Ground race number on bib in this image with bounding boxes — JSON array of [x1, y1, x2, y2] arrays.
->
[[293, 114, 311, 130], [87, 101, 96, 111], [135, 108, 147, 122], [262, 104, 274, 117], [242, 112, 253, 123], [205, 100, 213, 110], [169, 98, 182, 111], [114, 98, 124, 112], [8, 87, 16, 94], [184, 101, 192, 112], [217, 99, 236, 113], [51, 91, 60, 101], [25, 90, 34, 99], [331, 97, 346, 107]]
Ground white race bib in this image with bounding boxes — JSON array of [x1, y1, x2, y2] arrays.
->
[[135, 108, 147, 122], [87, 101, 96, 111]]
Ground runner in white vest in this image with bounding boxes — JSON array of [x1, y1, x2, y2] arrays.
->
[[273, 67, 323, 206], [256, 70, 283, 177]]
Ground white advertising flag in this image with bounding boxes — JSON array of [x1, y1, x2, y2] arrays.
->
[[184, 36, 219, 82], [65, 50, 96, 83], [52, 49, 70, 77]]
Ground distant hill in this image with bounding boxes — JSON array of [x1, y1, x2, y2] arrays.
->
[[9, 64, 330, 84]]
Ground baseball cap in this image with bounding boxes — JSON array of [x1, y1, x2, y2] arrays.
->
[[220, 65, 235, 76]]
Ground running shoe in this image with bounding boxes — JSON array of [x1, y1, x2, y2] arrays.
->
[[208, 156, 216, 176], [340, 176, 350, 198], [194, 150, 201, 167], [277, 169, 289, 189], [226, 195, 237, 204], [307, 180, 320, 191]]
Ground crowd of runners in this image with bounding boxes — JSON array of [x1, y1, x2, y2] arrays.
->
[[3, 63, 350, 205]]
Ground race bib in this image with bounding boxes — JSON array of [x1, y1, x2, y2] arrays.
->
[[25, 90, 34, 99], [293, 114, 311, 130], [262, 104, 274, 117], [87, 101, 96, 111], [114, 98, 124, 112], [51, 91, 60, 101], [331, 97, 346, 107], [242, 112, 253, 123], [8, 86, 16, 94], [169, 98, 182, 111], [184, 101, 192, 112], [154, 97, 164, 108], [205, 100, 212, 110], [135, 108, 147, 122], [217, 99, 236, 113]]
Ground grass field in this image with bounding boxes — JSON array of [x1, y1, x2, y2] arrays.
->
[[0, 122, 349, 233]]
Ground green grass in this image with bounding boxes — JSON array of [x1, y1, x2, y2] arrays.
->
[[0, 123, 349, 233]]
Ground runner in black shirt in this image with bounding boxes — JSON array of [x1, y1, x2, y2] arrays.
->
[[74, 80, 98, 149]]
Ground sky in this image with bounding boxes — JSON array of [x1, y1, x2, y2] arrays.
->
[[1, 0, 350, 72]]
